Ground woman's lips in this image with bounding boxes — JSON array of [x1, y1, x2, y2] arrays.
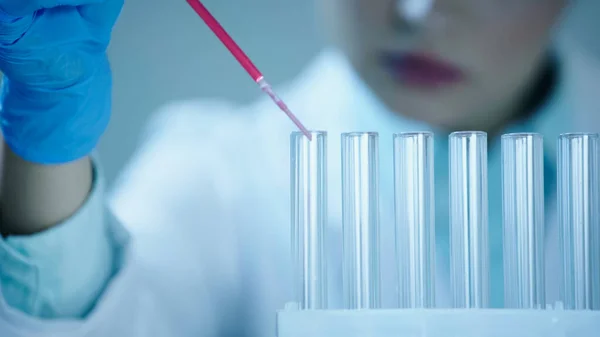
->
[[381, 52, 465, 88]]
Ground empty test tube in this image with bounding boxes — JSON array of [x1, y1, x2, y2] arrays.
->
[[501, 133, 546, 309], [341, 132, 381, 309], [393, 132, 436, 308], [449, 132, 490, 308], [557, 133, 600, 310], [290, 131, 328, 309]]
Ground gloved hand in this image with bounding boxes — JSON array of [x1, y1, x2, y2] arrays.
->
[[0, 0, 123, 164]]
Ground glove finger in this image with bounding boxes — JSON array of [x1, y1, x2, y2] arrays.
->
[[0, 0, 103, 17], [78, 0, 124, 28], [0, 11, 33, 45]]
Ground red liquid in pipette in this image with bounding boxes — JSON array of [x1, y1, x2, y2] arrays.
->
[[186, 0, 312, 140]]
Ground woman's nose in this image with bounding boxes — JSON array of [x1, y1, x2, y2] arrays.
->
[[396, 0, 435, 25]]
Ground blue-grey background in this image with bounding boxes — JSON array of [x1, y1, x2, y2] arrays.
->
[[100, 0, 599, 184]]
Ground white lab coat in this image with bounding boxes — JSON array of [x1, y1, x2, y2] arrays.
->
[[0, 41, 598, 336]]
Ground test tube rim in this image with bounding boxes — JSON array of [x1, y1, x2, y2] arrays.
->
[[394, 131, 434, 139], [558, 132, 600, 140], [291, 130, 327, 138], [342, 131, 379, 138], [501, 132, 543, 140], [449, 131, 487, 138]]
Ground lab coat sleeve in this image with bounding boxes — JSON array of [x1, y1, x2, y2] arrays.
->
[[0, 155, 214, 336], [105, 99, 259, 336], [0, 156, 122, 319], [0, 99, 251, 336]]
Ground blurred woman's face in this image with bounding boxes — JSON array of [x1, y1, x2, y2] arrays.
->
[[319, 0, 567, 131]]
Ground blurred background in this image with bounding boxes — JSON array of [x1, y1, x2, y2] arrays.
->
[[101, 0, 599, 185]]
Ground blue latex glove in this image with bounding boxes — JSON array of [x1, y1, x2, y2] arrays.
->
[[0, 0, 123, 164]]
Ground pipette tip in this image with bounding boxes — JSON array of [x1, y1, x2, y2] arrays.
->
[[259, 79, 313, 141], [186, 1, 312, 140], [284, 110, 312, 141], [275, 100, 313, 141]]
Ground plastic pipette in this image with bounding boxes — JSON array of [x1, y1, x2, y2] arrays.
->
[[185, 0, 312, 140]]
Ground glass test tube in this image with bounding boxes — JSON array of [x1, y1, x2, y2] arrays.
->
[[501, 133, 546, 309], [449, 132, 490, 308], [393, 132, 436, 308], [290, 131, 328, 309], [341, 132, 381, 309], [557, 133, 600, 310]]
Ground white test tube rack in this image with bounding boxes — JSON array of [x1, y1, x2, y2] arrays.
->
[[277, 303, 600, 337], [281, 131, 600, 337]]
